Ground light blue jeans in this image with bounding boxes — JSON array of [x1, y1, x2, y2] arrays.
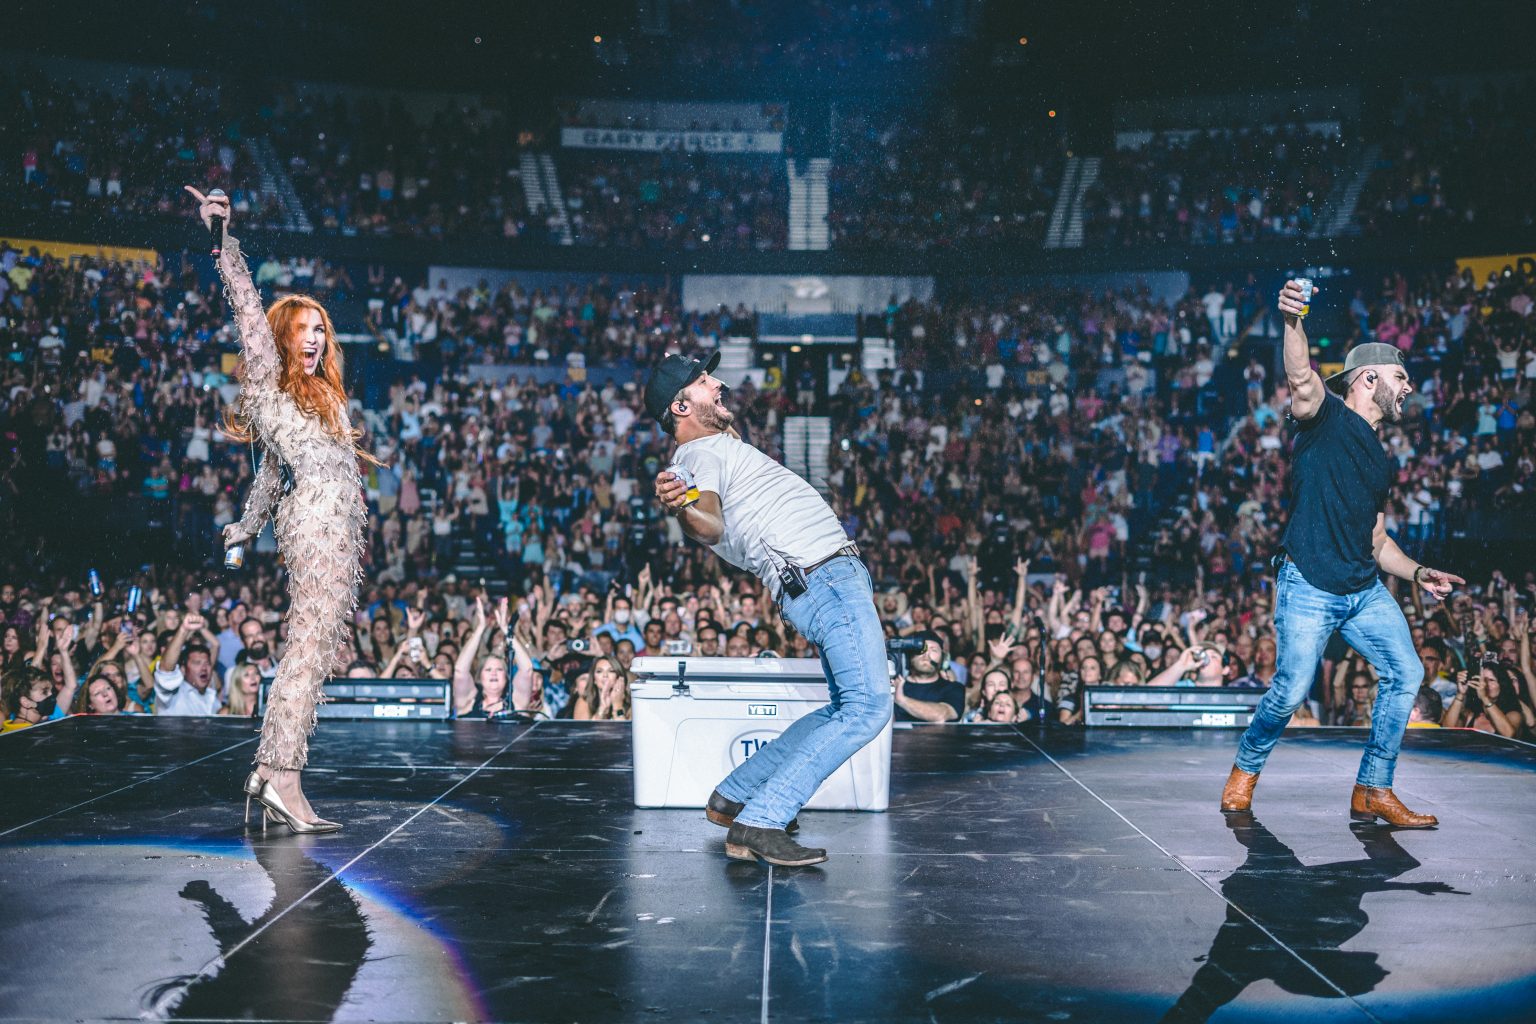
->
[[718, 555, 892, 830], [1235, 559, 1421, 787]]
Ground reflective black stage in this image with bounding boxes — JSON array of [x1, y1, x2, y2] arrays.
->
[[2, 719, 1533, 1023]]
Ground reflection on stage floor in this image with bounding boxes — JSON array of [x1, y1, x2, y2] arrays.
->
[[2, 718, 1532, 1023]]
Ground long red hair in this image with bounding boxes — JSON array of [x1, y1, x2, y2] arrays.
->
[[225, 295, 383, 466]]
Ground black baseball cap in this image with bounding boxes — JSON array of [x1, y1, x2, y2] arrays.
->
[[644, 350, 721, 424]]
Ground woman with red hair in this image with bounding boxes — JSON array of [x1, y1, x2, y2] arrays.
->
[[187, 185, 376, 834]]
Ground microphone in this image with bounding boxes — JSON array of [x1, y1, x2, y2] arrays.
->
[[207, 188, 226, 257]]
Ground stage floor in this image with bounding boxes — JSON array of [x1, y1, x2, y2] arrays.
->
[[1, 718, 1532, 1024]]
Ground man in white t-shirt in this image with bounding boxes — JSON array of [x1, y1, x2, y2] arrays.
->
[[153, 614, 224, 716], [1202, 286, 1226, 340], [648, 351, 890, 868]]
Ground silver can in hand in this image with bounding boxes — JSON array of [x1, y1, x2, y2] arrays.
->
[[665, 463, 701, 508], [1295, 278, 1313, 318]]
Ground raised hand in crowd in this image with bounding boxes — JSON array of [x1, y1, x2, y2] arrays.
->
[[987, 634, 1017, 668], [30, 613, 51, 670]]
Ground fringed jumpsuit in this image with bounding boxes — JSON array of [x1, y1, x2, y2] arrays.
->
[[219, 236, 365, 770]]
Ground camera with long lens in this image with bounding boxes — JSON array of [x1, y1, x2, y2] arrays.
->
[[886, 636, 926, 677]]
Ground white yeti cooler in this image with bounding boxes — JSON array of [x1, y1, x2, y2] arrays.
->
[[631, 656, 893, 811]]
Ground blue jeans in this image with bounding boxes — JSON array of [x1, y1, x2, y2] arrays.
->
[[718, 555, 892, 829], [1235, 560, 1421, 787]]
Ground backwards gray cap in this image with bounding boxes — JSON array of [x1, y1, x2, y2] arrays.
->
[[1325, 342, 1405, 394]]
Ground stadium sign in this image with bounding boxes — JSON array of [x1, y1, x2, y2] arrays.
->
[[2, 236, 159, 269], [1456, 252, 1536, 283], [561, 127, 783, 154]]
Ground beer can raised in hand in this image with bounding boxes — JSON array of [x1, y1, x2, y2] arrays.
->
[[224, 544, 246, 570], [1295, 277, 1314, 318], [665, 463, 701, 507]]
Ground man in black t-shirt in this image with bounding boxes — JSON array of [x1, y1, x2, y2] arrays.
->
[[1221, 281, 1464, 828], [893, 631, 965, 723]]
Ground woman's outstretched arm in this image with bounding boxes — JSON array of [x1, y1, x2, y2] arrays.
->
[[186, 186, 279, 391], [225, 454, 280, 548]]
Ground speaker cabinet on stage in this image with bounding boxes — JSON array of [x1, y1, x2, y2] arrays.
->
[[1084, 685, 1264, 727], [630, 656, 893, 811], [258, 677, 453, 720]]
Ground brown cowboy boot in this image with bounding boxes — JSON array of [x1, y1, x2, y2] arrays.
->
[[1349, 785, 1437, 828], [1220, 766, 1260, 812], [705, 790, 799, 834], [724, 823, 827, 867]]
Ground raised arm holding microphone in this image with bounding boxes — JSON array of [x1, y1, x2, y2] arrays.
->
[[1220, 280, 1464, 827], [186, 185, 382, 835]]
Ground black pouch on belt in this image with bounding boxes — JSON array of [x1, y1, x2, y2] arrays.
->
[[778, 563, 808, 598], [774, 564, 811, 595]]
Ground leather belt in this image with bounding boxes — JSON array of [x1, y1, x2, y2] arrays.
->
[[804, 543, 861, 574]]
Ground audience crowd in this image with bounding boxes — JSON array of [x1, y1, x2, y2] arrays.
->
[[270, 90, 790, 250], [359, 270, 752, 373], [561, 152, 787, 251], [1081, 126, 1345, 247], [8, 62, 1533, 255], [827, 107, 1064, 251], [2, 68, 284, 229], [1356, 77, 1536, 237], [267, 89, 532, 242], [3, 229, 1535, 738]]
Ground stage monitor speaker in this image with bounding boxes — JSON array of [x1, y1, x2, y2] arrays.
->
[[259, 677, 453, 720], [1084, 685, 1263, 727]]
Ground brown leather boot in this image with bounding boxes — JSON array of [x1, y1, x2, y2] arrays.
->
[[1220, 766, 1260, 812], [1349, 785, 1438, 828], [705, 790, 798, 834], [725, 823, 827, 867]]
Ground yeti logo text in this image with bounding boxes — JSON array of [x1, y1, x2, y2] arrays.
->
[[747, 704, 778, 717]]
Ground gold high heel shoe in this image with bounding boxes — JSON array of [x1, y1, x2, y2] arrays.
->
[[245, 776, 342, 835], [242, 771, 264, 827]]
